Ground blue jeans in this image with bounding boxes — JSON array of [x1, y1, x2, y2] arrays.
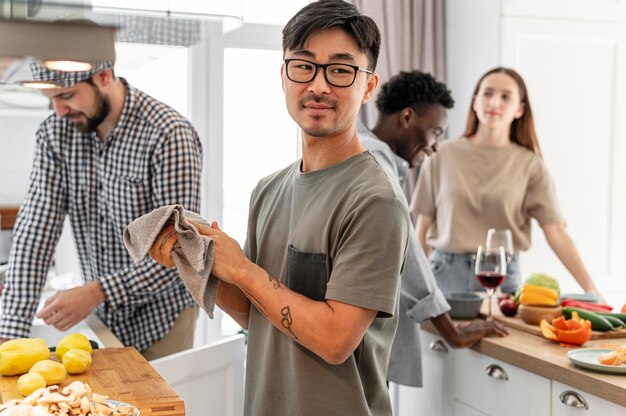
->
[[429, 250, 521, 295]]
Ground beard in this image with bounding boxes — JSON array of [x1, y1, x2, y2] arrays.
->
[[66, 86, 111, 133], [298, 94, 338, 137]]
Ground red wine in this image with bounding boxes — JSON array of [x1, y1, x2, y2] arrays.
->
[[477, 272, 504, 288]]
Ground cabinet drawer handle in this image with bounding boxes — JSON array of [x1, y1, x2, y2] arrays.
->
[[485, 364, 509, 381], [559, 390, 589, 410], [429, 339, 449, 353]]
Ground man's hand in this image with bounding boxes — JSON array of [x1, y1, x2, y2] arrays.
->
[[36, 281, 106, 332], [431, 313, 508, 348], [188, 220, 252, 285], [457, 320, 509, 338], [148, 223, 178, 268]]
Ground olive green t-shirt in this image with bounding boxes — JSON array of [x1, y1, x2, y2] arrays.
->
[[243, 151, 410, 416], [410, 137, 563, 253]]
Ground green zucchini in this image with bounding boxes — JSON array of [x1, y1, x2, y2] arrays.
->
[[596, 312, 626, 323], [601, 315, 626, 329], [562, 307, 614, 331]]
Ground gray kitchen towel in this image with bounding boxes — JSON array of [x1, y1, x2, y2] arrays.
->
[[123, 204, 218, 318]]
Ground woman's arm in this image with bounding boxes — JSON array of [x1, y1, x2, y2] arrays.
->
[[415, 215, 434, 258], [541, 223, 603, 299]]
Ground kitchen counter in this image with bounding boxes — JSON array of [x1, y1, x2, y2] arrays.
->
[[421, 319, 626, 407], [84, 314, 124, 348]]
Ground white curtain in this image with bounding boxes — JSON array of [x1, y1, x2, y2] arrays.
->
[[348, 0, 446, 128]]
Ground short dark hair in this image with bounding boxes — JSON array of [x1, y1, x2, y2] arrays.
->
[[282, 0, 381, 70], [375, 70, 454, 116]]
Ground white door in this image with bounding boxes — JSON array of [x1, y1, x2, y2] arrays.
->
[[150, 334, 246, 416]]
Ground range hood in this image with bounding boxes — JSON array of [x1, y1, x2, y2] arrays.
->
[[0, 0, 243, 107]]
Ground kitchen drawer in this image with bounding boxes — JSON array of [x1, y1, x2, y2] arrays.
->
[[454, 348, 550, 416], [552, 381, 625, 416], [394, 329, 454, 416], [454, 400, 488, 416]]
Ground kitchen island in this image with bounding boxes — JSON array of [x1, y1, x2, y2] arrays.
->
[[414, 320, 626, 416]]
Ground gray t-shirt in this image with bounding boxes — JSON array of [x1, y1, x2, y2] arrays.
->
[[243, 151, 410, 416], [359, 126, 450, 387]]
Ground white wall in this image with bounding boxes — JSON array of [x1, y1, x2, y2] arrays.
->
[[0, 110, 48, 205]]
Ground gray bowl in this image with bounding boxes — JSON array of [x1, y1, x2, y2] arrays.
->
[[445, 292, 483, 320]]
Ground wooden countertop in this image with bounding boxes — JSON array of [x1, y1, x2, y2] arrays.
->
[[421, 319, 626, 407]]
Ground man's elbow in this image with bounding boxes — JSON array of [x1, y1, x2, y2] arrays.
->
[[317, 338, 360, 365]]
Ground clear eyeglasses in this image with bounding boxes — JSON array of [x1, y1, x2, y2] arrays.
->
[[284, 58, 373, 88]]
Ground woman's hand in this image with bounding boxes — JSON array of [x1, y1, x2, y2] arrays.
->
[[148, 223, 178, 268]]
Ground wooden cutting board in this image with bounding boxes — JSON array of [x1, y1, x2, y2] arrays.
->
[[480, 299, 626, 339], [0, 348, 185, 416], [488, 310, 626, 339]]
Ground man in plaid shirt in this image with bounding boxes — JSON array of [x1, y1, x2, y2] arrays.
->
[[0, 59, 202, 360]]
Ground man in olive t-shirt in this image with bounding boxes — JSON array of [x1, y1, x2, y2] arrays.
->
[[150, 2, 410, 416]]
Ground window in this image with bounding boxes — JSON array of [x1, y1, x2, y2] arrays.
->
[[222, 47, 298, 244]]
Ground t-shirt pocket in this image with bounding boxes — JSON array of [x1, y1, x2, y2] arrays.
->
[[286, 244, 327, 301]]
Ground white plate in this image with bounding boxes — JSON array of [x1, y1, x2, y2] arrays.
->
[[560, 293, 600, 303], [567, 348, 626, 374]]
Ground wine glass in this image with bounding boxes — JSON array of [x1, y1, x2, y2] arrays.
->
[[486, 228, 514, 264], [475, 245, 507, 320]]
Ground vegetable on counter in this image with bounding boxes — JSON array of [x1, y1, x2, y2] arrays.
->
[[560, 299, 613, 312], [514, 273, 560, 305], [518, 284, 559, 306], [562, 306, 623, 331], [540, 311, 591, 346]]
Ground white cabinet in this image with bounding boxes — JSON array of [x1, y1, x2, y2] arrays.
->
[[392, 329, 625, 416], [552, 381, 626, 416], [453, 348, 550, 416], [151, 334, 246, 416], [393, 328, 454, 416]]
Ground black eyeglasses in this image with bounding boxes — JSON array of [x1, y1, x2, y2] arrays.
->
[[284, 58, 373, 88]]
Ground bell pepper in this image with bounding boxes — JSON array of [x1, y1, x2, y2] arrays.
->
[[519, 292, 558, 306], [622, 304, 626, 313], [539, 314, 591, 346], [521, 284, 559, 301], [560, 299, 613, 312]]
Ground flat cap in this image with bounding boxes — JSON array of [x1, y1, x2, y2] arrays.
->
[[29, 59, 114, 88]]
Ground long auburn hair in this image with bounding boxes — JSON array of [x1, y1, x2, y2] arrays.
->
[[463, 67, 542, 157]]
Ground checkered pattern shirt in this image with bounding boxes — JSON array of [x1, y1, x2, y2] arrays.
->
[[0, 80, 202, 351]]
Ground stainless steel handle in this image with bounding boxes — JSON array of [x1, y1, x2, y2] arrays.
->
[[429, 339, 449, 353], [559, 390, 589, 410], [485, 364, 509, 381]]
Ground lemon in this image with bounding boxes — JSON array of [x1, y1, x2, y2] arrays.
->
[[55, 333, 92, 360], [17, 372, 46, 396], [29, 359, 67, 385], [61, 349, 92, 374]]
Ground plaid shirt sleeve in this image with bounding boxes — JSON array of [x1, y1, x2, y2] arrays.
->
[[97, 124, 203, 310], [0, 126, 68, 339]]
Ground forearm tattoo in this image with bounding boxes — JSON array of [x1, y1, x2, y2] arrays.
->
[[281, 306, 298, 340], [268, 272, 280, 289]]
